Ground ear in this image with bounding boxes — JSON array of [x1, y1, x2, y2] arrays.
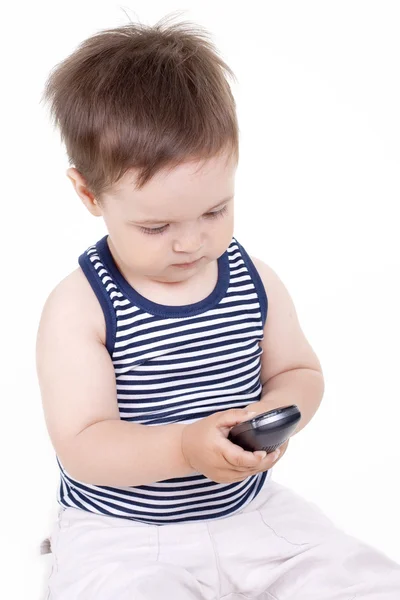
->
[[66, 167, 103, 217]]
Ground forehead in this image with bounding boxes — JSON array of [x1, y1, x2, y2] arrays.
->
[[111, 152, 237, 218]]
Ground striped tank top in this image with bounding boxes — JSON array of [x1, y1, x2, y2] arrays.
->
[[57, 236, 271, 524]]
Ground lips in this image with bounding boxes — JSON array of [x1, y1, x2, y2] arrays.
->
[[172, 258, 202, 268]]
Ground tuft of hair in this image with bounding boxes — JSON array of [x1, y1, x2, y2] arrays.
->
[[41, 14, 239, 200]]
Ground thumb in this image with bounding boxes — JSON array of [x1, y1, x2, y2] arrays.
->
[[217, 408, 257, 429]]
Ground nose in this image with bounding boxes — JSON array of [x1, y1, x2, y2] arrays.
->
[[172, 224, 204, 256]]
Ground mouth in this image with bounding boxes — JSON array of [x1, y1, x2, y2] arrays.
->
[[172, 258, 202, 269]]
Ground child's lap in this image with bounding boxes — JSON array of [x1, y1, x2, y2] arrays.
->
[[46, 480, 400, 599]]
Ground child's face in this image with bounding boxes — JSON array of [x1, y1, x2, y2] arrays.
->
[[74, 150, 237, 284]]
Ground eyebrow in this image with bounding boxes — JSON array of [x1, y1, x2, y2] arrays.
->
[[132, 195, 234, 226]]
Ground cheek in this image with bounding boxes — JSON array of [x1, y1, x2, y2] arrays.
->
[[113, 226, 163, 264], [136, 234, 170, 263], [218, 213, 234, 241]]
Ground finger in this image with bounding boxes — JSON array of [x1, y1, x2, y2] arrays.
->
[[218, 451, 281, 482], [216, 408, 256, 431], [253, 450, 267, 458], [257, 448, 282, 469], [232, 448, 282, 472], [235, 449, 281, 473], [219, 438, 263, 469]]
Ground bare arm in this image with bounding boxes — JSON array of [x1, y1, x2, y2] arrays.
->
[[36, 268, 194, 487], [249, 257, 325, 433]]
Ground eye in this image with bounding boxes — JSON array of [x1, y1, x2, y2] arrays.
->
[[138, 224, 169, 235], [204, 205, 228, 220]]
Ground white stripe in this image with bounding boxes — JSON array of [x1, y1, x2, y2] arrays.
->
[[118, 390, 262, 419], [116, 358, 260, 392], [230, 258, 246, 269], [112, 331, 262, 366], [114, 316, 261, 351], [219, 292, 258, 304], [110, 290, 124, 300], [230, 266, 248, 276], [227, 283, 254, 293], [117, 372, 261, 403], [113, 298, 132, 308], [117, 352, 258, 379], [67, 477, 255, 514], [116, 305, 141, 317], [118, 311, 155, 327], [230, 274, 251, 284], [155, 339, 258, 361]]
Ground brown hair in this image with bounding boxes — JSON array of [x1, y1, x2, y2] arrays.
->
[[41, 14, 239, 201]]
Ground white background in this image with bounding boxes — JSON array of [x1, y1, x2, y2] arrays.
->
[[1, 1, 399, 598]]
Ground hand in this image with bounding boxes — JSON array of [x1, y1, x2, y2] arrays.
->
[[181, 408, 283, 484]]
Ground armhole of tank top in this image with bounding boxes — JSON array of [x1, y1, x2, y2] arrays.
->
[[78, 252, 117, 357], [235, 241, 268, 327]]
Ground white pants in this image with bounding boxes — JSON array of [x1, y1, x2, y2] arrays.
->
[[46, 480, 400, 599]]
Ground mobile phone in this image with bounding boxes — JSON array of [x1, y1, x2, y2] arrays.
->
[[228, 405, 301, 453]]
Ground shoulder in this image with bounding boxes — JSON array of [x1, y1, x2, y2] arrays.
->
[[249, 255, 298, 321], [250, 256, 281, 287], [249, 255, 290, 301], [37, 267, 106, 346]]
